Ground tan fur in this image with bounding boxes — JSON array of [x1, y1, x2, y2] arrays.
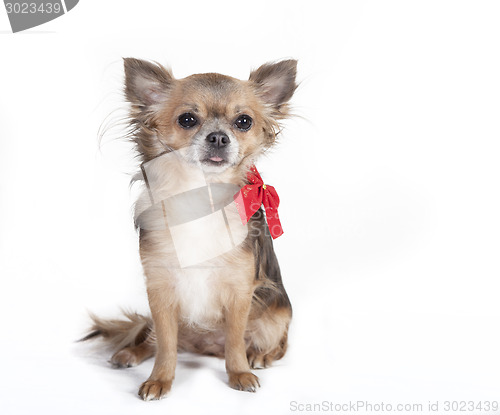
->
[[111, 341, 156, 368], [85, 59, 297, 400]]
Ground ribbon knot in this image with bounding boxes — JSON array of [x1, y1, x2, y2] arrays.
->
[[234, 165, 283, 239]]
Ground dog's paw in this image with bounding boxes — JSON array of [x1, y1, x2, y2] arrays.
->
[[138, 379, 172, 401], [228, 372, 260, 392], [247, 351, 274, 369], [110, 348, 139, 368], [247, 344, 286, 369]]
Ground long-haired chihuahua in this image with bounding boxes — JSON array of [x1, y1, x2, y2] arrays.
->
[[83, 58, 297, 400]]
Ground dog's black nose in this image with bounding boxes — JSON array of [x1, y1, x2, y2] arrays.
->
[[206, 131, 230, 148]]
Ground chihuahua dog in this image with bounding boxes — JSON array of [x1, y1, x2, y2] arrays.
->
[[84, 58, 297, 400]]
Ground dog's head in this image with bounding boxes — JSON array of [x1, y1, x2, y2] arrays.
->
[[123, 58, 297, 175]]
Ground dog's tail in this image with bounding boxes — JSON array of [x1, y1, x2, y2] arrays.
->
[[79, 310, 153, 352]]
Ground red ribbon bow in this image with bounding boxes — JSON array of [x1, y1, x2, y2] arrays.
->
[[234, 165, 283, 239]]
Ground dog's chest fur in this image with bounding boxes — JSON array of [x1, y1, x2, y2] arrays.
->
[[172, 244, 253, 329], [173, 267, 224, 327]]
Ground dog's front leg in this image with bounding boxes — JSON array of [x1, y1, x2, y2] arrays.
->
[[139, 286, 178, 401], [225, 293, 260, 392]]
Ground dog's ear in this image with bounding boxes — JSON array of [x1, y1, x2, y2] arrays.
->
[[123, 58, 174, 108], [249, 60, 298, 109]]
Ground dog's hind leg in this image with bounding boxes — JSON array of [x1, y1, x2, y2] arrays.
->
[[110, 336, 156, 368], [246, 303, 291, 369]]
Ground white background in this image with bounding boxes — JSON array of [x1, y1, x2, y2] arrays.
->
[[1, 1, 499, 414]]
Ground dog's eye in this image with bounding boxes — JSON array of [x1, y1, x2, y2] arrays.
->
[[234, 114, 253, 131], [178, 113, 198, 129]]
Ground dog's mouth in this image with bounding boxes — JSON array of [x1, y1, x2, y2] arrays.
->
[[196, 142, 238, 171], [201, 153, 230, 167]]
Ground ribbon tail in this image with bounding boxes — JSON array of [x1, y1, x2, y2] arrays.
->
[[261, 195, 283, 239], [261, 186, 283, 239], [265, 207, 283, 239]]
